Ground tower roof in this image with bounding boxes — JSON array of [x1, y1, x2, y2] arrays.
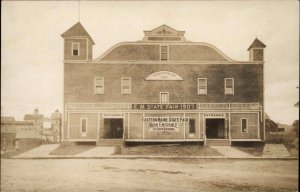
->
[[247, 38, 266, 50], [61, 22, 95, 45]]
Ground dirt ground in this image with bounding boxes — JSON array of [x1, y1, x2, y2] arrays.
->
[[121, 144, 223, 156], [1, 159, 298, 192]]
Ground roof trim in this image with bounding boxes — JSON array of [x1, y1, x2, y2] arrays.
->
[[95, 42, 236, 62]]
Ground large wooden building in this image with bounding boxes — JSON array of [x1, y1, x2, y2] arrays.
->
[[62, 22, 266, 145]]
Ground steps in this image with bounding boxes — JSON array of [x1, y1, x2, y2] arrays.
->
[[97, 139, 124, 146], [206, 139, 231, 146]]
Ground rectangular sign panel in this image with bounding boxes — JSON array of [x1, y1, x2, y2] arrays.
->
[[132, 104, 197, 110], [143, 117, 189, 132]]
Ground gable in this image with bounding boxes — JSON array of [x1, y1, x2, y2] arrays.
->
[[143, 24, 186, 42]]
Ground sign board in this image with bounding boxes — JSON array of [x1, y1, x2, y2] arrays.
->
[[203, 113, 226, 118], [103, 113, 125, 119], [132, 104, 197, 110], [143, 117, 189, 132], [145, 71, 183, 81]]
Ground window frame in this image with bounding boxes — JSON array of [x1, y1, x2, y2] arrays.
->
[[225, 78, 234, 95], [197, 78, 207, 95], [160, 92, 169, 103], [241, 118, 248, 133], [80, 118, 88, 136], [94, 77, 104, 94], [71, 42, 80, 56], [160, 45, 169, 61], [121, 77, 131, 94]]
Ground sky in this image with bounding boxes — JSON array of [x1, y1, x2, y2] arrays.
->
[[1, 1, 299, 124]]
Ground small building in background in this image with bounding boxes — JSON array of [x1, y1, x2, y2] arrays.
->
[[15, 126, 42, 148], [1, 116, 17, 151], [264, 113, 278, 132], [23, 108, 44, 131], [51, 109, 62, 142]]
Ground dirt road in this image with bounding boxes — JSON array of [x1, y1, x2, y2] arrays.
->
[[1, 159, 298, 192]]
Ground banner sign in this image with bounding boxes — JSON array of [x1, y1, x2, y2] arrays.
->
[[143, 117, 189, 132], [132, 104, 197, 110], [145, 71, 183, 81]]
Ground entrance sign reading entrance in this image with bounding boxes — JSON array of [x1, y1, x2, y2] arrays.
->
[[103, 113, 125, 118], [145, 71, 183, 81], [132, 104, 197, 110], [143, 117, 189, 132], [204, 113, 226, 118]]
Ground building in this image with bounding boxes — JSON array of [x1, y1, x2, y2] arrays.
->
[[1, 116, 17, 151], [41, 110, 62, 143], [264, 113, 278, 132], [51, 109, 62, 142], [62, 22, 265, 145], [15, 121, 42, 147], [24, 108, 44, 130]]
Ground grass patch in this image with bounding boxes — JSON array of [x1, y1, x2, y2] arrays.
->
[[121, 144, 223, 156], [49, 143, 96, 155]]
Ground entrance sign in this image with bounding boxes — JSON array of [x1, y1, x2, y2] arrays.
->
[[103, 113, 124, 118], [145, 71, 183, 81], [204, 113, 226, 118], [132, 104, 197, 110], [143, 117, 189, 132]]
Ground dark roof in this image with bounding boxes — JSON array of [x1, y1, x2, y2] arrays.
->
[[1, 116, 16, 124], [294, 101, 299, 107], [247, 38, 266, 50], [99, 43, 232, 62], [61, 22, 95, 45], [15, 121, 34, 125], [24, 114, 44, 121]]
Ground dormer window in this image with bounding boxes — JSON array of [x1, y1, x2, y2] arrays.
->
[[72, 42, 80, 56], [160, 45, 169, 61]]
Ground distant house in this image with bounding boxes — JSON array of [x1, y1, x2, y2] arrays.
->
[[24, 108, 44, 129], [14, 120, 42, 148], [264, 113, 278, 132], [1, 116, 17, 151], [41, 110, 62, 143]]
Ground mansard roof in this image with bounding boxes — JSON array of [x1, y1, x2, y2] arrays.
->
[[61, 22, 95, 45], [96, 42, 234, 62]]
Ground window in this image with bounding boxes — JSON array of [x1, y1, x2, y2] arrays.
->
[[80, 118, 87, 134], [225, 78, 234, 95], [241, 118, 248, 133], [189, 119, 195, 134], [121, 77, 131, 94], [160, 92, 169, 103], [94, 77, 104, 94], [72, 42, 80, 56], [198, 78, 207, 94], [160, 45, 168, 61]]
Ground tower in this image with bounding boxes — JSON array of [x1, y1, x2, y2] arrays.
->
[[248, 38, 266, 62], [61, 22, 95, 61]]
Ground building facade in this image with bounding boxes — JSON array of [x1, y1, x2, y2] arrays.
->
[[62, 22, 265, 145]]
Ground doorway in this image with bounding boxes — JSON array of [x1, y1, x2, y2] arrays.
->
[[104, 119, 123, 139], [205, 118, 225, 139]]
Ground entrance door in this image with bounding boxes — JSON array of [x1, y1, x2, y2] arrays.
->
[[205, 118, 225, 139], [104, 119, 123, 139]]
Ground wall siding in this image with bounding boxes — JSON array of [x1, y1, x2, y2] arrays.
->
[[230, 113, 259, 139], [64, 63, 263, 104]]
